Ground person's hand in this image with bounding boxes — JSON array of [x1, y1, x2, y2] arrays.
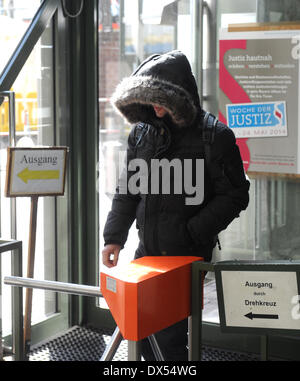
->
[[102, 244, 121, 268]]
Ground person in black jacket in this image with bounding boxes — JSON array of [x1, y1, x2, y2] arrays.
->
[[102, 50, 250, 360]]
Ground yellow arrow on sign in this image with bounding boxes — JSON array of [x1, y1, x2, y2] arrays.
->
[[17, 167, 60, 184]]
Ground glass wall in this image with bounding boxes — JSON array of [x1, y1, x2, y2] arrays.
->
[[0, 5, 69, 340], [202, 0, 300, 323], [214, 0, 300, 262]]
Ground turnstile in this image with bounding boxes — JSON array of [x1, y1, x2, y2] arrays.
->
[[4, 255, 203, 361], [100, 256, 201, 360]]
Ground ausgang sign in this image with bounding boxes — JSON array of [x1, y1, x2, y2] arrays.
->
[[215, 261, 300, 334], [5, 147, 68, 197]]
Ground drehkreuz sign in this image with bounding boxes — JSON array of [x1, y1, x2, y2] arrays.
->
[[215, 261, 300, 334], [5, 147, 68, 197]]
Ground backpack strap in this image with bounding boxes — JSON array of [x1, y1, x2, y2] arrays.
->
[[202, 112, 222, 250], [134, 122, 148, 146], [202, 111, 218, 166]]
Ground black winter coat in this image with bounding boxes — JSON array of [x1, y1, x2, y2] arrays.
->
[[103, 51, 250, 262]]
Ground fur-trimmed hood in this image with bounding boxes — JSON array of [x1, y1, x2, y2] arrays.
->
[[111, 50, 201, 128]]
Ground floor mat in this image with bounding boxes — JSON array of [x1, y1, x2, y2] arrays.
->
[[29, 325, 261, 361]]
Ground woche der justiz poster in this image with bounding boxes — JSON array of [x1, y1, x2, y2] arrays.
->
[[219, 27, 300, 174]]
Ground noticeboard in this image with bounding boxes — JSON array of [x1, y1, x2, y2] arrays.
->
[[219, 24, 300, 174], [5, 147, 68, 197], [215, 261, 300, 335]]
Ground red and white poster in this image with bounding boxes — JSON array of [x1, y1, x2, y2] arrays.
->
[[219, 27, 300, 174]]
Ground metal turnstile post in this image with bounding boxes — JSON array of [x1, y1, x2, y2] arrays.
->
[[100, 326, 123, 361], [99, 326, 164, 361], [148, 334, 165, 361], [128, 340, 141, 361]]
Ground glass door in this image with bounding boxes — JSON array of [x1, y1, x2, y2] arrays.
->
[[0, 2, 69, 348]]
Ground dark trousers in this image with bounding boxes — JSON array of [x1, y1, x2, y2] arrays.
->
[[140, 318, 188, 361]]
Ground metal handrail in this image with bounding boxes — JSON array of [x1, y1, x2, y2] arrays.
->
[[5, 275, 169, 362], [4, 276, 102, 298], [0, 0, 60, 96]]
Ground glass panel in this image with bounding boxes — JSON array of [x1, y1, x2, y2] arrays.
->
[[1, 20, 56, 336], [203, 0, 300, 323], [0, 0, 41, 76], [204, 0, 259, 324], [98, 0, 194, 275], [215, 0, 300, 262]]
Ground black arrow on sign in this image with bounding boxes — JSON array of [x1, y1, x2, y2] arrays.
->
[[245, 312, 279, 320]]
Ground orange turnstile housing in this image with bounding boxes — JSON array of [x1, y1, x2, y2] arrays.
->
[[100, 256, 202, 341]]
